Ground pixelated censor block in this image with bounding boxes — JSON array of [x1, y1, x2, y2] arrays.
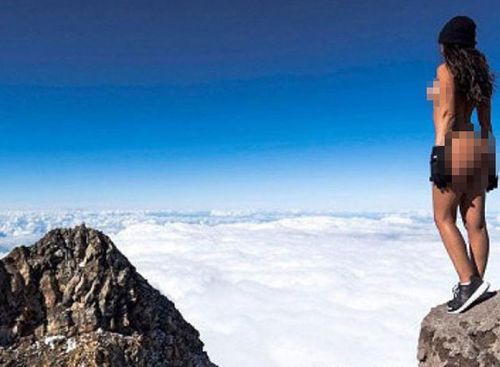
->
[[443, 130, 496, 191], [426, 80, 440, 104]]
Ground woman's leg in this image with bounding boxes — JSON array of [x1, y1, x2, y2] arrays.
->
[[432, 184, 476, 283], [459, 189, 489, 279]]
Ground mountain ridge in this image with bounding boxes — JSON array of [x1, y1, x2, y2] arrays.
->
[[0, 223, 217, 367]]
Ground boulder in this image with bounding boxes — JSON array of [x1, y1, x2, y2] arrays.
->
[[417, 291, 500, 366]]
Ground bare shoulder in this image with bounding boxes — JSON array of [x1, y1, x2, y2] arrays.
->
[[437, 63, 453, 81]]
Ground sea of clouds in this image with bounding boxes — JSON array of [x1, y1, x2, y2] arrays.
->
[[1, 209, 500, 367]]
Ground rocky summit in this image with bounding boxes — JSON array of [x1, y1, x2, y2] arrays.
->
[[0, 224, 217, 367], [417, 290, 500, 366]]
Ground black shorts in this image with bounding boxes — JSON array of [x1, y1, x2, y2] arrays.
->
[[429, 145, 451, 189]]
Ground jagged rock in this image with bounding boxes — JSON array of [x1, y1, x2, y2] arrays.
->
[[0, 224, 217, 367], [417, 291, 500, 366]]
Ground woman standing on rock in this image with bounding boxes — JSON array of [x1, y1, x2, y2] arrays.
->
[[427, 15, 497, 314]]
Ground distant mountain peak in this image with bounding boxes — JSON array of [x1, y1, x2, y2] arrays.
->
[[0, 225, 217, 366]]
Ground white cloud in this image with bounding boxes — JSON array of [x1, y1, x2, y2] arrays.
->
[[1, 210, 499, 366]]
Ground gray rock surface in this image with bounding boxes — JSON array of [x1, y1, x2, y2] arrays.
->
[[0, 224, 217, 367], [417, 290, 500, 366]]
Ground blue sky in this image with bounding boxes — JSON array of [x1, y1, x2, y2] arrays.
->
[[1, 1, 499, 211]]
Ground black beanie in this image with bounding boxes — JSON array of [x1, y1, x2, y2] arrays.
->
[[438, 15, 477, 47]]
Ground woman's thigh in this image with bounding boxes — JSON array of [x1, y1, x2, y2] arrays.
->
[[459, 188, 486, 230], [432, 184, 462, 223]]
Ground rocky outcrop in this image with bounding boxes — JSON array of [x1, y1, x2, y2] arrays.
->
[[0, 224, 217, 367], [417, 291, 500, 366]]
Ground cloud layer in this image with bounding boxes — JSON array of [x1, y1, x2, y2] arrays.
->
[[1, 210, 500, 366]]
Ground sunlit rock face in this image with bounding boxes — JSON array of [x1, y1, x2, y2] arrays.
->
[[0, 224, 217, 367], [417, 291, 500, 366]]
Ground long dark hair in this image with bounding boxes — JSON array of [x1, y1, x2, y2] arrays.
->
[[441, 43, 496, 106]]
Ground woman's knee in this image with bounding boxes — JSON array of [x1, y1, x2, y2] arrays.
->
[[465, 220, 487, 233], [433, 214, 456, 228]]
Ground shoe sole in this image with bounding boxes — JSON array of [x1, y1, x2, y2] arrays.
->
[[447, 281, 490, 314]]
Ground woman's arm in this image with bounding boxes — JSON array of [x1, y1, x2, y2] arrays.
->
[[433, 63, 457, 145], [478, 98, 492, 133], [477, 98, 497, 189]]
